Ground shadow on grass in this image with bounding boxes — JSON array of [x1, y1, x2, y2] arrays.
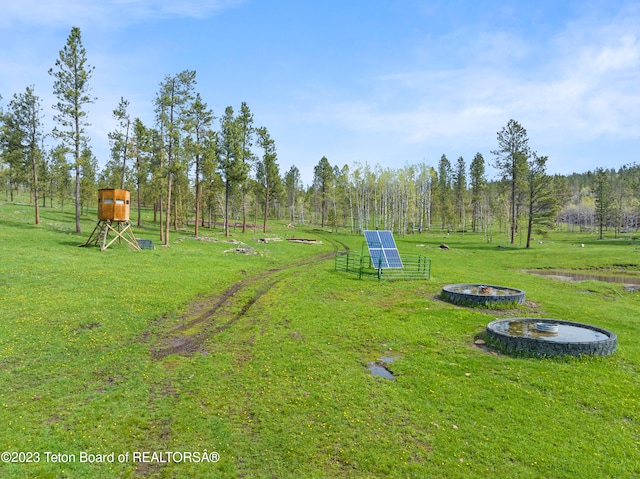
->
[[0, 219, 43, 230]]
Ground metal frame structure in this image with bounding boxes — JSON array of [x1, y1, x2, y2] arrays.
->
[[335, 245, 431, 281]]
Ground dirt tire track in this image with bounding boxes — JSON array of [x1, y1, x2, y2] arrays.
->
[[149, 245, 340, 360], [135, 234, 344, 478]]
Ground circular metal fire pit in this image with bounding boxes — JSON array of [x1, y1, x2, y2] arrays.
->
[[486, 318, 617, 357], [441, 284, 525, 306]]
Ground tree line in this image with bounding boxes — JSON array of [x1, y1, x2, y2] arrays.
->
[[0, 27, 282, 245], [2, 28, 638, 247]]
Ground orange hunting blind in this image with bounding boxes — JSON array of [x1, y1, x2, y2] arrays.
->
[[82, 189, 141, 251], [98, 189, 130, 222]]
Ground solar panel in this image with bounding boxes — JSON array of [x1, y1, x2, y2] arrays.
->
[[364, 230, 379, 246], [364, 230, 403, 269], [385, 249, 403, 268]]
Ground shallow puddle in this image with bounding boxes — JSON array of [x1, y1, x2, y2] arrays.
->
[[525, 269, 640, 289], [367, 356, 397, 380]]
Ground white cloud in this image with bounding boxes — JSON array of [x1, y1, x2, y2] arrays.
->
[[4, 0, 640, 181], [300, 6, 640, 163], [592, 34, 640, 73]]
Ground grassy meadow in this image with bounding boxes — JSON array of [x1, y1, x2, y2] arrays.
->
[[0, 199, 639, 478]]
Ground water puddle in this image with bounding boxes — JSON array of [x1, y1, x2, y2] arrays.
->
[[525, 269, 640, 290], [367, 356, 397, 380]]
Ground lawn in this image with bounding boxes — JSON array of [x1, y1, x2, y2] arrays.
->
[[0, 201, 638, 478]]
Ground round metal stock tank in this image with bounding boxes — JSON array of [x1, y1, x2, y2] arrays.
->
[[486, 318, 617, 357], [441, 284, 526, 306]]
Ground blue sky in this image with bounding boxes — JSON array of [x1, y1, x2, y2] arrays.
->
[[2, 0, 640, 185]]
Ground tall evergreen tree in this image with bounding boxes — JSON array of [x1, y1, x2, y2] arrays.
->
[[200, 129, 220, 229], [453, 156, 467, 228], [492, 119, 530, 244], [49, 26, 95, 234], [594, 167, 613, 239], [469, 152, 486, 232], [236, 102, 255, 233], [185, 93, 214, 237], [437, 154, 452, 230], [525, 154, 557, 248], [7, 86, 45, 225], [314, 156, 334, 228], [0, 103, 27, 202], [217, 106, 246, 237], [255, 126, 280, 233], [154, 70, 196, 245], [131, 118, 152, 227]]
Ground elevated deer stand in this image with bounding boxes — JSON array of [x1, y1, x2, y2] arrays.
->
[[83, 189, 140, 251]]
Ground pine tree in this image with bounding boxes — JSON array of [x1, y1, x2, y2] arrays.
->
[[154, 70, 196, 245], [469, 152, 486, 232], [453, 156, 467, 229], [218, 106, 245, 237], [236, 102, 255, 233], [437, 154, 452, 230], [6, 86, 45, 224], [594, 167, 613, 239], [314, 156, 334, 228], [492, 119, 530, 244], [185, 93, 214, 237], [255, 126, 280, 233], [525, 154, 557, 248], [49, 27, 95, 234]]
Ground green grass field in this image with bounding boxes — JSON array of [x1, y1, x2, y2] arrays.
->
[[1, 201, 638, 478]]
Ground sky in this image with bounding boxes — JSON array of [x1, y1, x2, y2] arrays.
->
[[2, 0, 640, 185]]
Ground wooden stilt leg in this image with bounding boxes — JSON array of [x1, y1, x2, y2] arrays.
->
[[82, 219, 141, 251]]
